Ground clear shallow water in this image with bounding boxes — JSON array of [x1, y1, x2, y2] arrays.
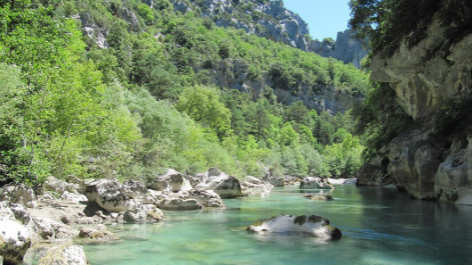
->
[[27, 186, 472, 264]]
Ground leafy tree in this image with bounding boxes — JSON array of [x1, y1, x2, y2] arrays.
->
[[176, 85, 231, 136]]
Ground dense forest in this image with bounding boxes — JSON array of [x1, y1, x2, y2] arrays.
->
[[0, 0, 371, 188]]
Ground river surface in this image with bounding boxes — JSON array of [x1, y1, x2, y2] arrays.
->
[[26, 185, 472, 264]]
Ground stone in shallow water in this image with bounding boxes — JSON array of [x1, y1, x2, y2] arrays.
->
[[38, 243, 89, 265], [195, 168, 243, 198], [304, 194, 334, 201], [247, 214, 342, 240]]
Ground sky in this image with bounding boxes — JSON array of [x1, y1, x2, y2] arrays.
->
[[283, 0, 352, 41]]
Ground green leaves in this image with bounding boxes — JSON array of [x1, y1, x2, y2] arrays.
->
[[176, 85, 231, 136]]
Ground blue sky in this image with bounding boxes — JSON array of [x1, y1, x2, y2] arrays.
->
[[283, 0, 351, 41]]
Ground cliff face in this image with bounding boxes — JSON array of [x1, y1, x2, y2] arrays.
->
[[170, 0, 367, 67], [359, 17, 472, 204], [206, 59, 359, 114], [172, 0, 310, 50], [308, 30, 368, 68]]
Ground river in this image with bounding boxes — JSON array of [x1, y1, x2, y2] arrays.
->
[[26, 185, 472, 264]]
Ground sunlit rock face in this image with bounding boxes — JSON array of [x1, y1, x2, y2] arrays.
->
[[299, 177, 334, 190], [308, 30, 369, 68], [247, 214, 342, 240], [362, 15, 472, 204], [195, 168, 243, 199], [38, 243, 89, 265], [84, 179, 134, 213], [172, 0, 310, 50]]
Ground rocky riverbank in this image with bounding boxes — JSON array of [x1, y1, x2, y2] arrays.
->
[[0, 170, 356, 264], [0, 167, 282, 265]]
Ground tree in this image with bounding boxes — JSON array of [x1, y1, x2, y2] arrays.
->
[[285, 101, 311, 126], [176, 86, 231, 136]]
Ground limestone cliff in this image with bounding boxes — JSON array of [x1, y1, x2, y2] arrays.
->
[[358, 17, 472, 204], [308, 30, 368, 68], [170, 0, 367, 67], [172, 0, 310, 50]]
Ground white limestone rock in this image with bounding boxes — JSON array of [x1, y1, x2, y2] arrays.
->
[[0, 218, 32, 265], [300, 177, 334, 190], [38, 243, 89, 265], [195, 168, 243, 198], [44, 176, 80, 195], [157, 198, 203, 211], [0, 183, 37, 208], [147, 169, 192, 192], [32, 217, 78, 240], [184, 189, 225, 207], [84, 179, 134, 212], [247, 214, 342, 240], [61, 191, 88, 203], [123, 204, 164, 223]]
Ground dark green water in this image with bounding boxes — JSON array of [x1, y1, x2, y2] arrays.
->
[[30, 185, 472, 264]]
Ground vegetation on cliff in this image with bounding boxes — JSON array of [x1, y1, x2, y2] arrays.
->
[[0, 0, 369, 187], [349, 0, 472, 56]]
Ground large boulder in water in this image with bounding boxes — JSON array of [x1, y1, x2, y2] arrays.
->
[[241, 176, 274, 196], [247, 214, 342, 240], [300, 177, 334, 190], [38, 243, 89, 265], [195, 168, 243, 198], [147, 169, 192, 192], [84, 179, 134, 212]]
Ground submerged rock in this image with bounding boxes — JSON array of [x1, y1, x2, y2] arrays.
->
[[38, 243, 89, 265], [79, 227, 117, 241], [195, 168, 243, 198], [300, 177, 334, 190], [247, 214, 342, 240], [304, 195, 334, 201]]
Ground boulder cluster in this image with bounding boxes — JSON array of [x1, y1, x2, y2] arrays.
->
[[0, 167, 249, 265]]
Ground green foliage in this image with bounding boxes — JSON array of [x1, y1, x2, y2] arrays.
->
[[349, 0, 472, 56], [176, 85, 231, 136], [0, 0, 369, 184], [351, 83, 412, 161]]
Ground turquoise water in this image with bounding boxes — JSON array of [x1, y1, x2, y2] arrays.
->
[[29, 185, 472, 264]]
